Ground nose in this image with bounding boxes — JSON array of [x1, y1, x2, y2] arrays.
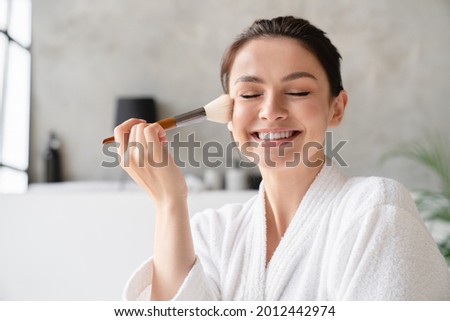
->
[[258, 94, 288, 121]]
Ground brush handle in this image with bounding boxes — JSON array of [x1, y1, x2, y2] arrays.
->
[[102, 117, 176, 144], [174, 107, 206, 126]]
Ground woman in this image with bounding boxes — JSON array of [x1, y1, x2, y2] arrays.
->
[[118, 16, 450, 300]]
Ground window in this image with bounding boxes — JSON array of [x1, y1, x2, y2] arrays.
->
[[0, 0, 32, 193]]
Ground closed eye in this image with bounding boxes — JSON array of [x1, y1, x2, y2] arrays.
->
[[286, 92, 310, 97], [240, 94, 262, 99]]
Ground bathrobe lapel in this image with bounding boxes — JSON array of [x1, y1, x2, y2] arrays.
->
[[240, 163, 347, 300], [241, 184, 267, 300], [263, 164, 347, 300]]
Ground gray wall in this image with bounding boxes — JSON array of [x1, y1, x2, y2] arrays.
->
[[30, 0, 450, 190]]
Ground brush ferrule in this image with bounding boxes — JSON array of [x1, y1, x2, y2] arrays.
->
[[174, 107, 207, 127]]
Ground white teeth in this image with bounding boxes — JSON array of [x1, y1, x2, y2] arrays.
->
[[257, 131, 295, 140]]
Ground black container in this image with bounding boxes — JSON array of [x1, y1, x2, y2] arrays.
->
[[45, 132, 62, 182], [115, 97, 157, 127]]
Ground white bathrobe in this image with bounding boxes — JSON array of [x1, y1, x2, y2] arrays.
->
[[124, 163, 450, 300]]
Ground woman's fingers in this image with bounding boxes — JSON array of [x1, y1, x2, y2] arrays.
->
[[127, 122, 140, 167], [118, 121, 168, 169], [135, 122, 148, 147], [114, 118, 146, 158], [132, 122, 152, 168], [144, 123, 167, 165], [142, 122, 166, 143], [114, 119, 187, 203]]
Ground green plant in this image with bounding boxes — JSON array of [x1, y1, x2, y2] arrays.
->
[[382, 132, 450, 264]]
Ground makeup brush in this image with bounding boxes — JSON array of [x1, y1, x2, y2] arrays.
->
[[102, 94, 233, 144]]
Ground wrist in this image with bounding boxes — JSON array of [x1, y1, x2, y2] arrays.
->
[[155, 197, 188, 217]]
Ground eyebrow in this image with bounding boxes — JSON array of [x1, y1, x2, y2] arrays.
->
[[281, 71, 317, 82], [234, 71, 317, 85], [234, 75, 264, 84]]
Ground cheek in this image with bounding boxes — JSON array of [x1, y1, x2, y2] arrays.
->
[[293, 105, 324, 127], [299, 100, 331, 125], [230, 103, 256, 143], [231, 103, 254, 126]]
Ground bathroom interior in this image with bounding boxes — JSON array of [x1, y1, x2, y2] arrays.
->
[[0, 0, 449, 300]]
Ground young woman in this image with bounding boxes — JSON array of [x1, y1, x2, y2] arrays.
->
[[117, 16, 450, 300]]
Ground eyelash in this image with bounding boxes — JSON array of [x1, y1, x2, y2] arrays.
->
[[240, 94, 261, 99], [287, 92, 310, 97], [240, 92, 310, 99]]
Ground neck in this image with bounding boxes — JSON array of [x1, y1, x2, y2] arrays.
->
[[260, 153, 325, 237]]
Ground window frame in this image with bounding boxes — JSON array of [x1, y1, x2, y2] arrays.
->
[[0, 0, 32, 193]]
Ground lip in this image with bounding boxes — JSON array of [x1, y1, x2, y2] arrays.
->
[[250, 128, 303, 146]]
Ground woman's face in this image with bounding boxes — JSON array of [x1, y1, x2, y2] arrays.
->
[[228, 37, 346, 169]]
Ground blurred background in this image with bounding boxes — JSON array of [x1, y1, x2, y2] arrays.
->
[[0, 0, 449, 189], [0, 0, 449, 300]]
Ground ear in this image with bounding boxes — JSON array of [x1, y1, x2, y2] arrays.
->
[[227, 121, 233, 132], [328, 90, 348, 128]]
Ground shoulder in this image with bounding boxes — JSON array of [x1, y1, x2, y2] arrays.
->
[[329, 176, 450, 300], [329, 174, 423, 239], [338, 175, 418, 215]]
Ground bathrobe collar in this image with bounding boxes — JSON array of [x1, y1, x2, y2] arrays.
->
[[244, 161, 349, 300]]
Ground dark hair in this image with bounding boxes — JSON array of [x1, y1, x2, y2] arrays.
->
[[220, 16, 344, 97]]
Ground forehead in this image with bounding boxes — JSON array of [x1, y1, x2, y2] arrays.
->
[[229, 37, 326, 83]]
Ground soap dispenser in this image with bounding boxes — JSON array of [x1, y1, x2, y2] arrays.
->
[[45, 132, 62, 182]]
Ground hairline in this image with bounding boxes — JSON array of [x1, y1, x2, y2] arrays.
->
[[224, 35, 333, 96]]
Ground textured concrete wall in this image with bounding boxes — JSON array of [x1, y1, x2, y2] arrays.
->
[[30, 0, 450, 190]]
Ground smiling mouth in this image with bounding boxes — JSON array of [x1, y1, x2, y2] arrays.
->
[[251, 130, 302, 141]]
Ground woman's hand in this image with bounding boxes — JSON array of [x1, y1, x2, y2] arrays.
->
[[114, 118, 188, 206], [115, 118, 195, 300]]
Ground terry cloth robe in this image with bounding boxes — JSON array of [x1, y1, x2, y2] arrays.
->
[[123, 162, 450, 300]]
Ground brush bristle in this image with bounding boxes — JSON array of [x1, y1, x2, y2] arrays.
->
[[203, 94, 233, 124]]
